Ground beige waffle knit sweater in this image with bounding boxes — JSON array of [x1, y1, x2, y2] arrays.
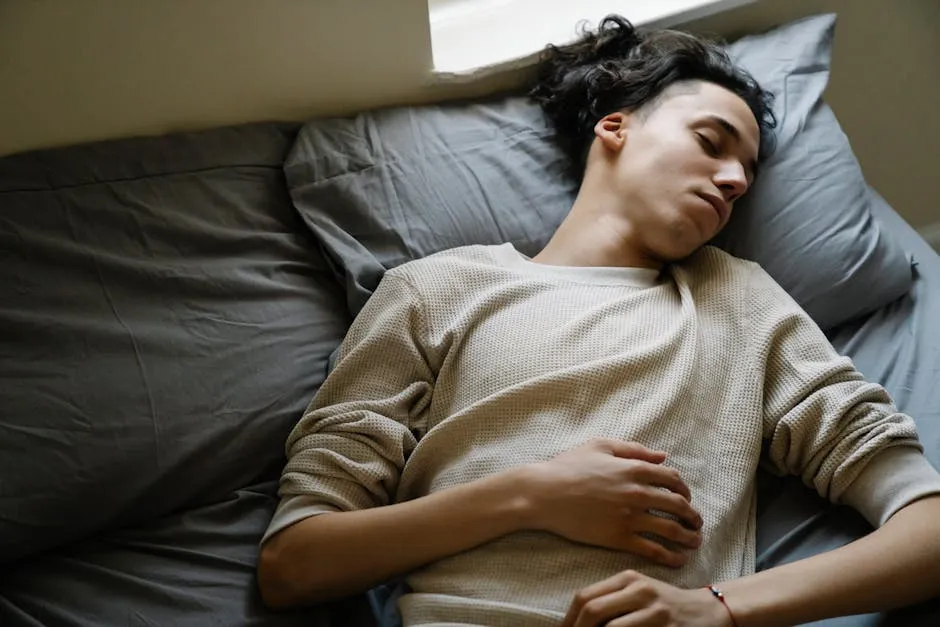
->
[[266, 243, 940, 626]]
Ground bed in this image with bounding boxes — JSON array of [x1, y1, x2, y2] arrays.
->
[[1, 13, 938, 627]]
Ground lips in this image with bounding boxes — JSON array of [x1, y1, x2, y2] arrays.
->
[[697, 192, 728, 224]]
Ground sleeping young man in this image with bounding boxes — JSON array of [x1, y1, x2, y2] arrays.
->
[[257, 16, 940, 627]]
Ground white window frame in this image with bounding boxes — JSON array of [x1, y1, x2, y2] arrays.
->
[[428, 0, 760, 80]]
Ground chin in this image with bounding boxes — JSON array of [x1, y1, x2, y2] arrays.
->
[[644, 214, 708, 264], [648, 244, 697, 265], [661, 249, 698, 264], [657, 233, 705, 263]]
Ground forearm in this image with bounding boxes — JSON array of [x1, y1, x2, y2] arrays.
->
[[258, 465, 534, 608], [720, 495, 940, 627]]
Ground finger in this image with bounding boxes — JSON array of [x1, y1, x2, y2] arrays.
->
[[621, 534, 689, 568], [637, 489, 703, 530], [571, 587, 647, 627], [633, 513, 701, 549], [603, 440, 667, 464], [630, 462, 692, 501], [562, 571, 639, 627]]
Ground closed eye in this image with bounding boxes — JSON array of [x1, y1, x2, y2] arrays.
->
[[696, 132, 719, 156]]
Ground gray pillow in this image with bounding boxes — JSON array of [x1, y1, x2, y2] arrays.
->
[[285, 13, 912, 329], [712, 14, 914, 329], [0, 123, 350, 563]]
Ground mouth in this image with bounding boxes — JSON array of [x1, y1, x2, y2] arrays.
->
[[697, 192, 728, 224]]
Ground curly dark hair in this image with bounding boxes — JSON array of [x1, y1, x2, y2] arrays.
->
[[529, 15, 776, 175]]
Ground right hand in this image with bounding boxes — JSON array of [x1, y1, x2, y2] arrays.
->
[[525, 438, 703, 568]]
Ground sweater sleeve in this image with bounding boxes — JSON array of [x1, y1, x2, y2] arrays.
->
[[749, 266, 940, 527], [262, 272, 434, 544]]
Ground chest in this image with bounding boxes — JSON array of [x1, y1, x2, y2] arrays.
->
[[401, 278, 764, 502], [435, 282, 737, 408]]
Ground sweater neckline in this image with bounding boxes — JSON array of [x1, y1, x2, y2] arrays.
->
[[492, 243, 661, 288]]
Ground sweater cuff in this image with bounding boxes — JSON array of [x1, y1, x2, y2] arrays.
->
[[841, 447, 940, 527], [260, 495, 338, 546]]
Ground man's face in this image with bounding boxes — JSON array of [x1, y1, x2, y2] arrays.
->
[[596, 81, 761, 262]]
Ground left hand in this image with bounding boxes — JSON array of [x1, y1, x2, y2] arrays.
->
[[561, 570, 733, 627]]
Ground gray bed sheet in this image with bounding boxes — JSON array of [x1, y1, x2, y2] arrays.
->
[[753, 188, 940, 626], [0, 480, 376, 627], [0, 123, 368, 626]]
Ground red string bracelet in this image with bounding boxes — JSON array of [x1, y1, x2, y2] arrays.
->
[[704, 585, 738, 627]]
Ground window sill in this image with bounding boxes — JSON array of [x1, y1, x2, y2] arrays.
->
[[428, 0, 761, 83]]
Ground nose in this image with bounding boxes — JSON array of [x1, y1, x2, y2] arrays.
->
[[714, 160, 749, 203]]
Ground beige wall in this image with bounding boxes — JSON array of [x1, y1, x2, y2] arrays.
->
[[2, 0, 938, 227], [0, 0, 440, 154]]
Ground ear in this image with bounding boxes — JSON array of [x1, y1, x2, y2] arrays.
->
[[593, 112, 629, 153]]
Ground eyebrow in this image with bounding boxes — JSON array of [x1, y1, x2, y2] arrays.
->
[[705, 115, 759, 183]]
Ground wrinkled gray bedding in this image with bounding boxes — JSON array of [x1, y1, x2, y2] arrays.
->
[[0, 482, 374, 627], [0, 123, 363, 626], [2, 73, 940, 627]]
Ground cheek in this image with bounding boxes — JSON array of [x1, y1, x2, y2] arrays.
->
[[615, 134, 704, 207], [647, 138, 702, 181], [620, 149, 680, 191]]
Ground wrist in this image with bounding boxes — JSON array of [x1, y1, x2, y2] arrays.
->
[[702, 586, 737, 627], [494, 463, 544, 532]]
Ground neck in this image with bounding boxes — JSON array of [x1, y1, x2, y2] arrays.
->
[[533, 189, 663, 271]]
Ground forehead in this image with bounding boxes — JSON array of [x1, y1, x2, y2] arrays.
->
[[656, 82, 761, 150]]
